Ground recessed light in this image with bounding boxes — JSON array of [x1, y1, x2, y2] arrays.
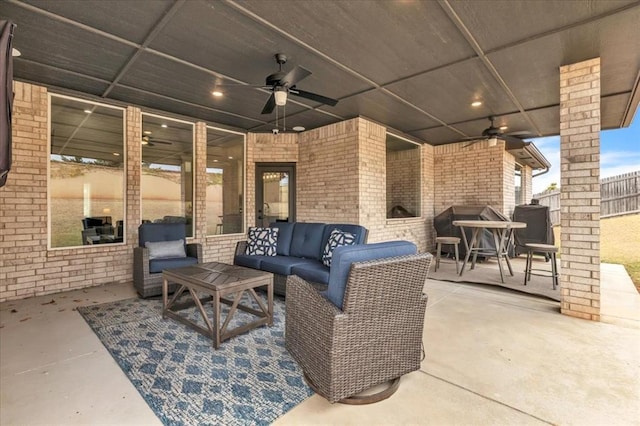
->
[[161, 124, 168, 128], [292, 126, 305, 132], [228, 156, 233, 159], [113, 152, 120, 156], [83, 109, 92, 114], [213, 159, 219, 162], [12, 48, 21, 57], [471, 101, 482, 107], [143, 130, 152, 135], [212, 91, 223, 97], [499, 125, 508, 131]]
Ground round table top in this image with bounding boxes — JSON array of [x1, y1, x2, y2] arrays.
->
[[452, 220, 527, 229]]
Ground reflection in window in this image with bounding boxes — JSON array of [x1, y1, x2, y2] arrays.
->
[[386, 134, 421, 218], [141, 114, 194, 237], [515, 164, 523, 205], [206, 127, 245, 235], [49, 95, 125, 248]]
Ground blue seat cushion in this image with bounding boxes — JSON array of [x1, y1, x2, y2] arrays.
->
[[270, 222, 294, 256], [291, 262, 330, 285], [326, 241, 417, 309], [258, 256, 315, 276], [149, 256, 198, 274], [290, 223, 327, 260], [234, 254, 265, 269]]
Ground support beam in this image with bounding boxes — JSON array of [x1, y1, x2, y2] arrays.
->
[[559, 58, 601, 321]]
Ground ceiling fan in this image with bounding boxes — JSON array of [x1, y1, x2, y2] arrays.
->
[[464, 116, 530, 147], [141, 135, 172, 147], [248, 53, 339, 114]]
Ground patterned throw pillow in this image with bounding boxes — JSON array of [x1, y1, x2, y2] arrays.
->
[[245, 227, 279, 256], [322, 229, 356, 267]]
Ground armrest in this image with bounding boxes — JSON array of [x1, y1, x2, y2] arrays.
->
[[133, 246, 151, 282], [286, 275, 344, 322], [234, 240, 248, 257], [186, 243, 202, 261]]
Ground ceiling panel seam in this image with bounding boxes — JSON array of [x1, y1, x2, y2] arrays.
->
[[437, 0, 542, 137], [483, 2, 640, 56], [8, 0, 342, 125], [222, 0, 468, 138], [101, 0, 187, 98]]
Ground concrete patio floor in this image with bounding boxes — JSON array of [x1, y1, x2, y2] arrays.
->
[[1, 264, 638, 425]]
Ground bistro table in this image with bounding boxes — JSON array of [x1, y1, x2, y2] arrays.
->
[[452, 220, 527, 283]]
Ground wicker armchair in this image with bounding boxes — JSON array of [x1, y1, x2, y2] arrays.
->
[[285, 251, 432, 404], [133, 223, 202, 298]]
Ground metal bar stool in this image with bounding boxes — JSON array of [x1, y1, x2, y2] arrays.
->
[[523, 243, 559, 290], [435, 236, 460, 274]]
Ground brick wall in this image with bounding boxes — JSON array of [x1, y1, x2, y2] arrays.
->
[[433, 140, 508, 215], [559, 57, 601, 321], [298, 118, 360, 223]]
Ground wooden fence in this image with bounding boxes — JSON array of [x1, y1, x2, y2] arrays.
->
[[534, 170, 639, 225]]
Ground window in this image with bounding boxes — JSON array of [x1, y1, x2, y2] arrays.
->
[[515, 164, 523, 205], [386, 134, 421, 218], [141, 114, 194, 237], [206, 127, 245, 235], [49, 95, 125, 248]]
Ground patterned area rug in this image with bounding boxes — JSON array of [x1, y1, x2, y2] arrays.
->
[[78, 294, 312, 426]]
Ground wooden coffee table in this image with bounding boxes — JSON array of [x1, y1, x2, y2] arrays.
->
[[162, 261, 274, 349]]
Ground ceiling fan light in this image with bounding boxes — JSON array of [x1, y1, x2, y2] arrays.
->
[[274, 89, 287, 106]]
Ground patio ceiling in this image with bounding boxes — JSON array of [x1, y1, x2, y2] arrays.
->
[[3, 0, 640, 144]]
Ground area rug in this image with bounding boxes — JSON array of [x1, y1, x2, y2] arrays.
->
[[78, 294, 313, 426]]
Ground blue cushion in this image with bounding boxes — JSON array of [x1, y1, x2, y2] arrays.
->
[[291, 262, 330, 285], [149, 256, 198, 273], [326, 241, 417, 309], [322, 224, 368, 246], [245, 227, 279, 256], [258, 256, 315, 276], [139, 223, 186, 247], [270, 222, 294, 256], [289, 223, 327, 259], [234, 254, 264, 269]]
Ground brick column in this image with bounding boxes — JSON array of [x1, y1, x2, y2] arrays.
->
[[559, 57, 601, 321]]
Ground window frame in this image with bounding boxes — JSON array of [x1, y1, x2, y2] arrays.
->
[[47, 93, 127, 250], [140, 112, 196, 239], [205, 125, 246, 237]]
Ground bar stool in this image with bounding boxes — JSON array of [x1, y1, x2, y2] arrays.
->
[[435, 236, 460, 274], [523, 243, 559, 290]]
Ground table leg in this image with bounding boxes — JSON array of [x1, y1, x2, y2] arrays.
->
[[162, 277, 168, 318], [213, 291, 221, 349], [470, 228, 481, 270], [268, 279, 273, 326], [503, 228, 515, 276], [491, 229, 506, 283], [459, 226, 471, 276]]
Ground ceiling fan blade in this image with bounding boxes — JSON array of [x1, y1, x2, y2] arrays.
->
[[280, 65, 311, 88], [290, 88, 338, 106], [261, 93, 276, 114], [501, 134, 524, 144]]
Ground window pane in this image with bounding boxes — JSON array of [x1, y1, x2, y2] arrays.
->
[[141, 115, 194, 237], [386, 134, 421, 218], [206, 128, 244, 235], [49, 95, 125, 248]]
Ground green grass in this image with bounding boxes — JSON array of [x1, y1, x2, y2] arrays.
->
[[553, 214, 640, 292]]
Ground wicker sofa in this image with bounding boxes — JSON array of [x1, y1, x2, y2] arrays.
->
[[234, 222, 368, 296], [285, 241, 432, 403]]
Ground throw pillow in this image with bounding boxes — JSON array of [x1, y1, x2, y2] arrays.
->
[[145, 239, 186, 260], [245, 227, 279, 256], [322, 229, 356, 267]]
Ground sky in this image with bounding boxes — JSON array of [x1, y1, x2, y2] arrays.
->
[[529, 111, 640, 194]]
